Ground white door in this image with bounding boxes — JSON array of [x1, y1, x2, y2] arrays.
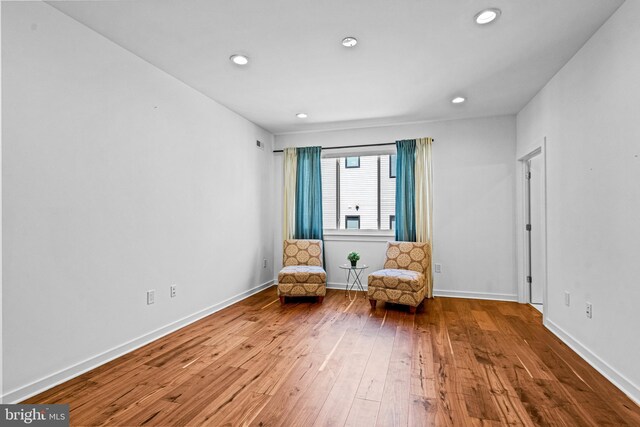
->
[[528, 155, 544, 305]]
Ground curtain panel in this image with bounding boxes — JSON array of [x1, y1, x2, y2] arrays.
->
[[283, 148, 297, 240], [294, 146, 324, 240], [395, 139, 417, 242], [415, 137, 434, 297], [415, 137, 433, 244]]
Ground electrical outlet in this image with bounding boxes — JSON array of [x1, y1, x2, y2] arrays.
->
[[586, 302, 592, 319], [564, 292, 570, 306], [170, 284, 177, 298], [263, 259, 267, 268], [434, 263, 442, 273], [147, 290, 155, 305]]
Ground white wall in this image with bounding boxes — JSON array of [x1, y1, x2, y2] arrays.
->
[[0, 1, 4, 403], [274, 116, 518, 300], [516, 0, 640, 402], [2, 2, 274, 401]]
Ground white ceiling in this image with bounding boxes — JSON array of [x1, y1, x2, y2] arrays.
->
[[48, 0, 623, 134]]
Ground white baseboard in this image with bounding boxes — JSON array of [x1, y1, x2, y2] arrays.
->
[[544, 318, 640, 405], [2, 280, 274, 404], [10, 280, 636, 408], [433, 289, 518, 302], [326, 282, 365, 291], [326, 285, 519, 303]]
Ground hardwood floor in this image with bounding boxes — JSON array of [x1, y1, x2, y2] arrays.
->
[[26, 287, 640, 426]]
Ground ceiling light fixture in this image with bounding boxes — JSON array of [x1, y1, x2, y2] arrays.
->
[[451, 96, 466, 104], [475, 8, 501, 25], [341, 37, 358, 47], [229, 54, 249, 65], [296, 113, 308, 119]]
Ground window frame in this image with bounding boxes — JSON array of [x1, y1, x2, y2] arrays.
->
[[321, 149, 396, 236]]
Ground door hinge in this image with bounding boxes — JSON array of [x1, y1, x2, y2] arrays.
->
[[526, 224, 532, 231], [526, 276, 532, 284], [526, 172, 532, 180]]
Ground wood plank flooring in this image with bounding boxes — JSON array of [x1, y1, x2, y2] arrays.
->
[[25, 287, 640, 426]]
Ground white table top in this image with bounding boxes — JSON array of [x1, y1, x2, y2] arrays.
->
[[338, 264, 368, 270]]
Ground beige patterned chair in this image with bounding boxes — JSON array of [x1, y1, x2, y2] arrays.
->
[[368, 241, 431, 313], [277, 239, 326, 304]]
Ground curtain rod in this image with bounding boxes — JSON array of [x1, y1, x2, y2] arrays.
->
[[272, 139, 434, 153]]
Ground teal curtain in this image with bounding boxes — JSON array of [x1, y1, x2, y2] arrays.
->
[[395, 139, 416, 241], [295, 146, 324, 241]]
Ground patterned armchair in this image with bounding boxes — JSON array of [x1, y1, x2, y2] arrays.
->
[[277, 239, 327, 304], [368, 241, 431, 313]]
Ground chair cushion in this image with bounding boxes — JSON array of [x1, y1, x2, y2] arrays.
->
[[368, 268, 424, 292], [278, 265, 326, 284]]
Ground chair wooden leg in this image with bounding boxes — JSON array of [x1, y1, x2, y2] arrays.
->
[[409, 305, 416, 314], [369, 299, 377, 309], [318, 296, 324, 303], [279, 296, 285, 305]]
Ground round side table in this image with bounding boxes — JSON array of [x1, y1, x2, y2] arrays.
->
[[339, 264, 368, 297]]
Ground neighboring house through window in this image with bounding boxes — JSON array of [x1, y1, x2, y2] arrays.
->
[[345, 215, 360, 230], [389, 154, 397, 178], [345, 156, 360, 168], [321, 153, 396, 230]]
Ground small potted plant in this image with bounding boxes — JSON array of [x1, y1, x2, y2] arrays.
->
[[347, 251, 360, 267]]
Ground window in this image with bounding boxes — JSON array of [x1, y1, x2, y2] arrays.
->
[[390, 215, 396, 230], [345, 156, 360, 168], [321, 154, 396, 231], [389, 154, 397, 178], [345, 216, 360, 229]]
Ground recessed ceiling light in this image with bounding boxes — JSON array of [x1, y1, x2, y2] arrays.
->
[[475, 8, 501, 25], [229, 54, 249, 65], [451, 96, 466, 104], [341, 37, 358, 48], [296, 113, 308, 119]]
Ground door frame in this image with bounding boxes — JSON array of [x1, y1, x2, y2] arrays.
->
[[517, 139, 548, 314]]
